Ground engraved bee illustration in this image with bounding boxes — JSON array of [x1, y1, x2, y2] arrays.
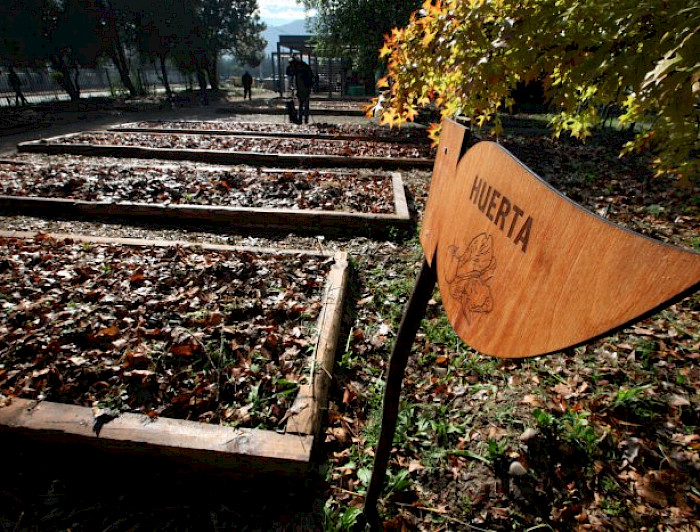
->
[[445, 233, 496, 324]]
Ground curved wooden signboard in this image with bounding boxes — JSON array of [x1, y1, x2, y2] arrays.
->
[[420, 119, 700, 358]]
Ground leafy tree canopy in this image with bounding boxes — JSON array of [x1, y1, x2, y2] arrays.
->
[[196, 0, 265, 61], [0, 0, 266, 98], [302, 0, 420, 82], [0, 0, 47, 67], [372, 0, 700, 179]]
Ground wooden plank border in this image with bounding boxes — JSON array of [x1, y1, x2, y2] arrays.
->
[[17, 134, 433, 170], [109, 123, 430, 144], [285, 251, 349, 437], [0, 230, 337, 256], [0, 233, 349, 476], [0, 398, 314, 475], [0, 174, 411, 235]]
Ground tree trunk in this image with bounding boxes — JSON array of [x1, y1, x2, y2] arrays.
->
[[71, 59, 81, 99], [50, 55, 80, 101], [110, 38, 139, 96], [196, 67, 208, 105], [103, 0, 139, 97], [159, 55, 172, 99], [204, 54, 218, 92]]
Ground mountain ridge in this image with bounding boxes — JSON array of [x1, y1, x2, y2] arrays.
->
[[261, 18, 313, 56]]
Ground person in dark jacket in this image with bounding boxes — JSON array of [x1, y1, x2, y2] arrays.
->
[[285, 56, 313, 124], [8, 68, 28, 106], [241, 71, 253, 100]]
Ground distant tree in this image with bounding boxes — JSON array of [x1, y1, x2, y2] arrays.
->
[[2, 0, 265, 103], [194, 0, 266, 91], [132, 0, 187, 99], [41, 0, 97, 100], [302, 0, 420, 88], [168, 0, 264, 100], [0, 0, 47, 105], [169, 4, 210, 102], [96, 0, 141, 97], [2, 0, 142, 99]]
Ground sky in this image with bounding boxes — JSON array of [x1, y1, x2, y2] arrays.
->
[[257, 0, 316, 27]]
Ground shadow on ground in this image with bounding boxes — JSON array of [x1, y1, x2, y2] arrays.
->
[[1, 433, 327, 531]]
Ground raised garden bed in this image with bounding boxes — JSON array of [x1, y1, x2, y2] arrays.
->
[[18, 132, 434, 170], [225, 98, 365, 109], [219, 107, 364, 117], [111, 120, 430, 143], [0, 159, 411, 234], [0, 232, 348, 475], [23, 131, 433, 158], [219, 99, 366, 116]]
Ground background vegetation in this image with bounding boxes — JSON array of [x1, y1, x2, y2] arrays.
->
[[0, 0, 265, 101], [302, 0, 421, 93]]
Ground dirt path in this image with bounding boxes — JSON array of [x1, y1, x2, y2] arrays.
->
[[0, 90, 368, 156], [0, 103, 232, 156]]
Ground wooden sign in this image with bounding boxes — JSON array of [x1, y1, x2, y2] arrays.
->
[[421, 119, 700, 358], [364, 118, 700, 525]]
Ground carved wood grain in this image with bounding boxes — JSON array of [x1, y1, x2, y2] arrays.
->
[[420, 120, 700, 358]]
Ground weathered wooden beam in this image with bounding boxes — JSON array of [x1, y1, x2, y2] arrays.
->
[[0, 398, 313, 476], [286, 251, 349, 437], [0, 230, 334, 257]]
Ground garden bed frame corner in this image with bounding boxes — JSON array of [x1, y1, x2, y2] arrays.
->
[[0, 233, 350, 477]]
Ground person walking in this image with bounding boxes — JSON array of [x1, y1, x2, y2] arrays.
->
[[8, 68, 28, 106], [241, 71, 253, 100], [285, 56, 313, 124]]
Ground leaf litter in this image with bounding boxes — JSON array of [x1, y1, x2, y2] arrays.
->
[[123, 120, 430, 141], [51, 131, 434, 158], [0, 119, 699, 531], [0, 158, 396, 213], [0, 233, 332, 429]]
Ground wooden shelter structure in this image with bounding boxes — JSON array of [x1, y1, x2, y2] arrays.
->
[[272, 35, 348, 97]]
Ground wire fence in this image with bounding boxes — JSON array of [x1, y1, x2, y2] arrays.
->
[[0, 65, 191, 107]]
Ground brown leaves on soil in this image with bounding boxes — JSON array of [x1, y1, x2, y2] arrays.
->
[[0, 160, 396, 214], [55, 131, 434, 158], [0, 235, 330, 429], [127, 120, 430, 142]]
